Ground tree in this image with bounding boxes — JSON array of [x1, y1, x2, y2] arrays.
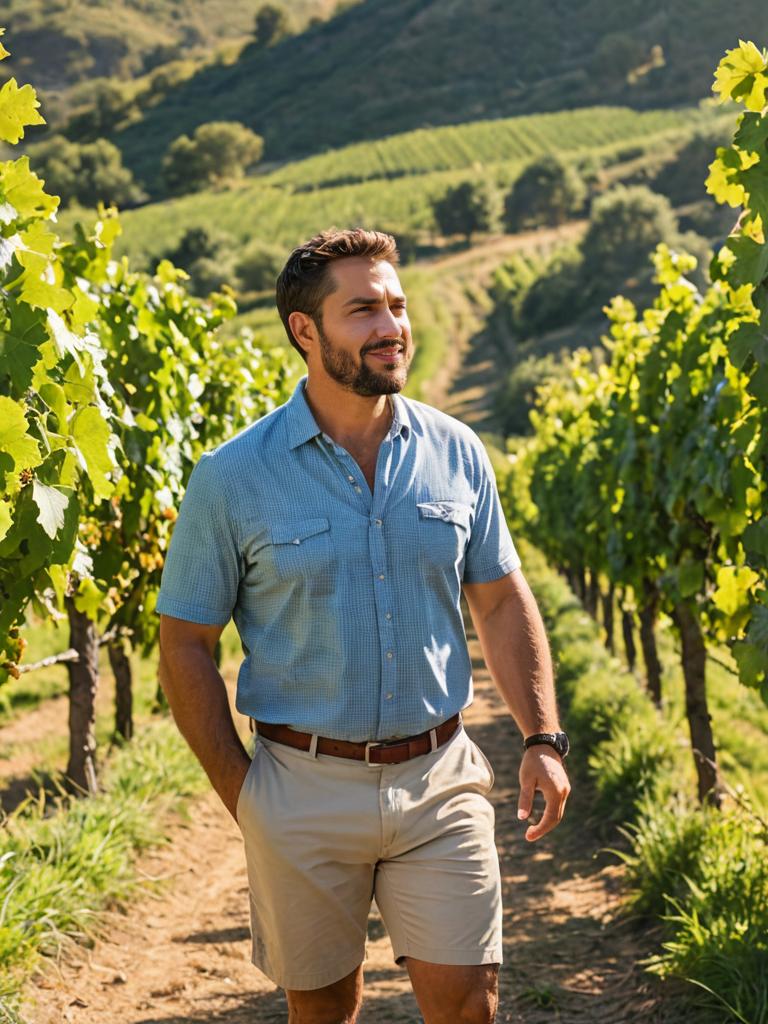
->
[[27, 135, 146, 209], [235, 239, 285, 293], [155, 226, 238, 296], [253, 4, 291, 48], [65, 77, 137, 141], [504, 155, 586, 231], [580, 185, 678, 291], [433, 180, 502, 244], [162, 121, 264, 195]]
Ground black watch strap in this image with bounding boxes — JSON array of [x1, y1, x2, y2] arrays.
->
[[523, 731, 569, 758]]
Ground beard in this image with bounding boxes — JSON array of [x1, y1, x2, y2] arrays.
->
[[317, 324, 410, 397]]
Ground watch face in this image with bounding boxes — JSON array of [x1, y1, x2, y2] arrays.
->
[[555, 732, 570, 757]]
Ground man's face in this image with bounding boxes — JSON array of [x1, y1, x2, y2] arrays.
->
[[313, 257, 413, 397]]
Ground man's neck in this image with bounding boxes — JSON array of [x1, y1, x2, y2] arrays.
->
[[304, 376, 394, 453]]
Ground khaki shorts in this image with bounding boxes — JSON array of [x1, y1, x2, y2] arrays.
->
[[235, 722, 502, 991]]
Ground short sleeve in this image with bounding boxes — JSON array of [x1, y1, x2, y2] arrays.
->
[[463, 443, 521, 584], [156, 453, 239, 625]]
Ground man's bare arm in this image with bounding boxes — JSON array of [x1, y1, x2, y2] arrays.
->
[[463, 569, 570, 842], [158, 614, 250, 821]]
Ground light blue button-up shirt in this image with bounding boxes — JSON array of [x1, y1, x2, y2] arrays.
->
[[156, 376, 521, 740]]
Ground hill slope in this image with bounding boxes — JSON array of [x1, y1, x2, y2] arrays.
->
[[109, 0, 768, 192], [0, 0, 343, 92]]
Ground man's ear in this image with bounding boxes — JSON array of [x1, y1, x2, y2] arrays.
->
[[289, 311, 317, 359]]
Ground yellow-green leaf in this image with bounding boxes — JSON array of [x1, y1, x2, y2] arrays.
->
[[73, 577, 104, 621], [0, 78, 45, 144], [72, 406, 115, 501], [0, 395, 42, 470], [0, 501, 11, 542], [712, 565, 760, 616]]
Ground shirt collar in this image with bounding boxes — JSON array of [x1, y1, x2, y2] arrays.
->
[[286, 376, 411, 450]]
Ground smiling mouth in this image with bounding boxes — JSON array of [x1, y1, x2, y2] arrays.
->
[[365, 345, 405, 360]]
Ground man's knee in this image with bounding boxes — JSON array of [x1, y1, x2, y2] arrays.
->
[[286, 966, 363, 1024], [457, 980, 498, 1023]]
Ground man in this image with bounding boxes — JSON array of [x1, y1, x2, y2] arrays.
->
[[157, 227, 570, 1024]]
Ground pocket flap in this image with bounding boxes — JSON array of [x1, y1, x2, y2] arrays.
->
[[271, 518, 331, 545], [417, 501, 472, 529]]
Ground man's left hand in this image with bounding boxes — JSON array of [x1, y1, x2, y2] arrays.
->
[[517, 746, 571, 842]]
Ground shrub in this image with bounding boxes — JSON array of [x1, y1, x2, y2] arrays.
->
[[504, 155, 586, 231], [162, 121, 264, 196], [234, 239, 284, 293]]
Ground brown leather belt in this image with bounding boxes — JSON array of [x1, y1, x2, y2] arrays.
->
[[254, 713, 461, 765]]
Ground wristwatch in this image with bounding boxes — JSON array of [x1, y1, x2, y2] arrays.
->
[[523, 731, 570, 758]]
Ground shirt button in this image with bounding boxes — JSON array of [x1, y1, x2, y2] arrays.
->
[[354, 486, 362, 493], [385, 611, 392, 620], [293, 538, 300, 545], [385, 692, 393, 700], [386, 651, 394, 660], [378, 573, 385, 581], [347, 475, 355, 482], [374, 518, 382, 526]]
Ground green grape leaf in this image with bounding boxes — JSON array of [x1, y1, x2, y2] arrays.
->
[[0, 298, 49, 392], [728, 321, 768, 369], [743, 518, 768, 559], [31, 480, 69, 539], [0, 78, 45, 144], [0, 157, 58, 220], [0, 501, 11, 542], [723, 233, 768, 288], [734, 111, 768, 154], [46, 564, 68, 610], [72, 406, 115, 501], [73, 577, 104, 621], [678, 557, 704, 598], [0, 395, 42, 470], [732, 639, 768, 687]]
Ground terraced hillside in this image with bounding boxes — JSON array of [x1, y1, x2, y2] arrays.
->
[[62, 105, 712, 265]]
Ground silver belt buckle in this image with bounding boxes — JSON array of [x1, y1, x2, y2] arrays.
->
[[364, 740, 383, 765]]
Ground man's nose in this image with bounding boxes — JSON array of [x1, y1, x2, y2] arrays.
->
[[374, 306, 403, 338]]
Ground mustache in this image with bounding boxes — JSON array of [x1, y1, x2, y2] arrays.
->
[[361, 339, 405, 354]]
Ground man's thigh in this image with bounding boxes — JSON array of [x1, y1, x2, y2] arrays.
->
[[374, 726, 502, 967]]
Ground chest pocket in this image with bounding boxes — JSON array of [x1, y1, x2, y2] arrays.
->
[[270, 518, 332, 582], [417, 500, 472, 573]]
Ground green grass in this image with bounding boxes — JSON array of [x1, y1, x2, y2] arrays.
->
[[514, 538, 768, 1024], [0, 717, 207, 1012]]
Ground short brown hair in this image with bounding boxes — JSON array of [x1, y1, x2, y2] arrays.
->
[[275, 227, 399, 361]]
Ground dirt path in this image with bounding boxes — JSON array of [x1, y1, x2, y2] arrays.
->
[[418, 224, 585, 433]]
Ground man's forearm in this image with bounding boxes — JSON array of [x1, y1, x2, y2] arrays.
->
[[469, 582, 560, 738], [159, 641, 250, 817]]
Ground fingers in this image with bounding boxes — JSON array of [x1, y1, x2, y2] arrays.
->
[[518, 750, 570, 842], [517, 777, 536, 822]]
